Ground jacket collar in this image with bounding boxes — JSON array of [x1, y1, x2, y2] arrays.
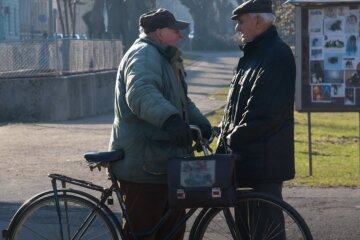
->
[[240, 25, 278, 53], [138, 37, 181, 63]]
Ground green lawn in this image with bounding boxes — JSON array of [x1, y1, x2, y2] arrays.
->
[[206, 93, 360, 187], [292, 111, 360, 187]]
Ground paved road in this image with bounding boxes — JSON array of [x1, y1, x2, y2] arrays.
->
[[1, 51, 360, 239]]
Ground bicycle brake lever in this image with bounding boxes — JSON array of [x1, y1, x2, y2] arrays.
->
[[207, 145, 213, 154], [193, 142, 203, 152]]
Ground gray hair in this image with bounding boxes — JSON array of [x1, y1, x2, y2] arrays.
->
[[139, 26, 148, 38], [249, 13, 276, 24]]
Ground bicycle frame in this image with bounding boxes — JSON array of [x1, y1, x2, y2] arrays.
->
[[46, 125, 234, 240], [49, 174, 125, 239], [49, 170, 203, 240]]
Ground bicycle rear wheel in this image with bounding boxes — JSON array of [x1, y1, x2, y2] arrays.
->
[[192, 192, 313, 240], [8, 193, 118, 240]]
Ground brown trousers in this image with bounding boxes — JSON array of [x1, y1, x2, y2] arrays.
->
[[119, 180, 186, 240]]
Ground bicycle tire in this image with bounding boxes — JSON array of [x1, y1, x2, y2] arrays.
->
[[192, 192, 313, 240], [7, 193, 118, 240]]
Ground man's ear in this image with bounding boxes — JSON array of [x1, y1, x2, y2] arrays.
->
[[257, 16, 270, 31], [256, 15, 263, 28], [150, 29, 162, 43], [155, 28, 163, 39]]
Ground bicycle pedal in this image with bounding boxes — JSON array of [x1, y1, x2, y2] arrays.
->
[[107, 197, 114, 205]]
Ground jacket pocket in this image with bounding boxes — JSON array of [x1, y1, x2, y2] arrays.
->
[[143, 138, 173, 175], [264, 121, 295, 179], [235, 141, 266, 180]]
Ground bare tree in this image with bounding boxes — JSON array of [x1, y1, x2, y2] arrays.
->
[[107, 0, 156, 49], [55, 0, 84, 37], [80, 0, 155, 48], [180, 0, 235, 50], [273, 0, 295, 46], [214, 0, 235, 36], [82, 0, 105, 39]]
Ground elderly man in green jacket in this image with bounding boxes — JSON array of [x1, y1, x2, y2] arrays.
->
[[108, 8, 211, 240]]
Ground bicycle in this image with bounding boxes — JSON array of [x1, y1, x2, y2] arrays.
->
[[3, 125, 313, 240]]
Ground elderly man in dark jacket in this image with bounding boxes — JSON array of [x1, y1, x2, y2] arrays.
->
[[217, 0, 296, 200]]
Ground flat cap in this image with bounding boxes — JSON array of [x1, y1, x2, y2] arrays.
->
[[231, 0, 273, 20], [139, 8, 189, 33]]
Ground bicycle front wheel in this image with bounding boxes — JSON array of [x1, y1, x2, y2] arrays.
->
[[192, 192, 313, 240], [8, 193, 118, 240]]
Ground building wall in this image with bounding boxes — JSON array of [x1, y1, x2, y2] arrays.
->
[[0, 0, 20, 41], [19, 0, 49, 40], [0, 0, 4, 40]]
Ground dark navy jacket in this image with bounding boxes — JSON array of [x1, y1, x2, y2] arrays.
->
[[219, 26, 296, 181]]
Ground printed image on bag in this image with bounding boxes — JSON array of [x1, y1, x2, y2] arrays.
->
[[181, 160, 215, 187]]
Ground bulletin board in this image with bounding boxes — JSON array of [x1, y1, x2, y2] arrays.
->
[[293, 0, 360, 112]]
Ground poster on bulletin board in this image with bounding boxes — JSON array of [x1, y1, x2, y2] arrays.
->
[[292, 0, 360, 112]]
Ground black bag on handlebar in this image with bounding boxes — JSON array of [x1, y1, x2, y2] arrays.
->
[[167, 154, 236, 209]]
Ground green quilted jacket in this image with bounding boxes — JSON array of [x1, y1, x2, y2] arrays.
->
[[108, 37, 210, 184]]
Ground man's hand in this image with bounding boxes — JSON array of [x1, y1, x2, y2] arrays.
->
[[199, 124, 212, 140], [162, 114, 193, 148], [192, 124, 212, 141]]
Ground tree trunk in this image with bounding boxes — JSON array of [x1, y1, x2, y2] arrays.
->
[[214, 0, 235, 35], [82, 0, 105, 39], [181, 0, 235, 50], [107, 0, 155, 49], [180, 0, 214, 50]]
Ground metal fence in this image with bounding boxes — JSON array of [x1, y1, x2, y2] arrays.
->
[[0, 39, 123, 79]]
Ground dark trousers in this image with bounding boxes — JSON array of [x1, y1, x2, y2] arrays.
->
[[235, 180, 285, 240], [119, 180, 185, 240]]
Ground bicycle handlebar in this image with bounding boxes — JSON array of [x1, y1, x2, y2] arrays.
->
[[189, 125, 220, 156], [189, 125, 220, 143], [85, 125, 221, 170]]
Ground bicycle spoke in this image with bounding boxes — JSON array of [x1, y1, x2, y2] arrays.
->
[[21, 224, 53, 240], [193, 193, 312, 240], [9, 194, 117, 240], [223, 208, 241, 239]]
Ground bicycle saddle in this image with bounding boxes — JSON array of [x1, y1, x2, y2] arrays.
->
[[84, 149, 125, 163]]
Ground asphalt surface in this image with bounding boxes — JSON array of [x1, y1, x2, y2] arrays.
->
[[1, 51, 360, 239]]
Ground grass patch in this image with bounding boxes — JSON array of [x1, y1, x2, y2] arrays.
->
[[212, 88, 229, 101], [182, 51, 202, 67], [291, 112, 360, 187], [205, 89, 360, 187]]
